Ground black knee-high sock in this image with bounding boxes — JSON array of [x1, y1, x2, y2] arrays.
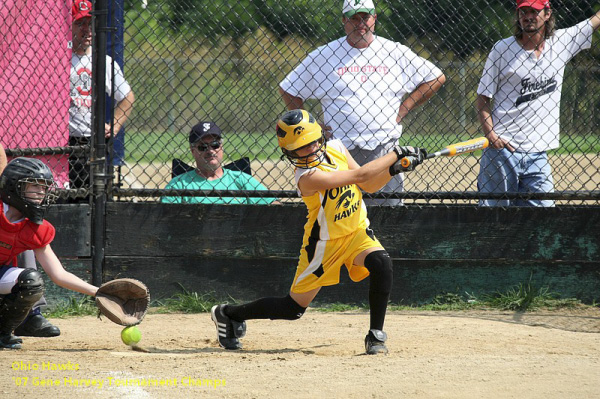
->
[[224, 295, 306, 322], [364, 250, 393, 331], [368, 292, 389, 331]]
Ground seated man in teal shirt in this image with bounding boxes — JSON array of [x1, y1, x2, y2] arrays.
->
[[162, 121, 275, 204]]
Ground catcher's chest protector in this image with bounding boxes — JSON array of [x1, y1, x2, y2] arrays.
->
[[0, 208, 54, 265]]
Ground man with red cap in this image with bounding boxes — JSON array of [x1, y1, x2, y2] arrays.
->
[[476, 1, 600, 207], [69, 0, 135, 193]]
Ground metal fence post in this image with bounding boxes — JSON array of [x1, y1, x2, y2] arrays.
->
[[91, 0, 110, 286]]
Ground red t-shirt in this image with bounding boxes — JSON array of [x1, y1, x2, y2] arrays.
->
[[0, 204, 55, 267]]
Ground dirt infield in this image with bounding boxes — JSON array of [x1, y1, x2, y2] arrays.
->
[[4, 309, 600, 398]]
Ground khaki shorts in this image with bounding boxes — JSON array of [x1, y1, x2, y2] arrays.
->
[[290, 227, 383, 294]]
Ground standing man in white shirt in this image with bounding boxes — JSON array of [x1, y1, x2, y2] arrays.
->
[[279, 0, 445, 205], [476, 0, 600, 207], [69, 0, 135, 192]]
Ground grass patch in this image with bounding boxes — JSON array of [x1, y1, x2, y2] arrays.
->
[[124, 129, 599, 163], [126, 130, 279, 163], [41, 283, 589, 319], [311, 303, 366, 312], [45, 295, 98, 318], [151, 285, 229, 314], [481, 283, 582, 311], [552, 134, 600, 155], [314, 285, 585, 313]]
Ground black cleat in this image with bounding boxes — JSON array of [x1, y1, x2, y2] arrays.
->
[[14, 314, 61, 337], [211, 304, 246, 350], [365, 329, 388, 355], [0, 333, 23, 350]]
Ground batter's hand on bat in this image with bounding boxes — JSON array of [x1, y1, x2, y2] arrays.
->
[[392, 145, 422, 160], [390, 146, 427, 175]]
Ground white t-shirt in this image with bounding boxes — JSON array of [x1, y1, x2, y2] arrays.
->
[[69, 53, 132, 138], [477, 20, 593, 152], [280, 36, 443, 151]]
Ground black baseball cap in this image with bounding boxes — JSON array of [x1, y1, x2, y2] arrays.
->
[[189, 121, 222, 144]]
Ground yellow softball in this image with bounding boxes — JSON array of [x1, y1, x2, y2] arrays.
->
[[121, 326, 142, 346]]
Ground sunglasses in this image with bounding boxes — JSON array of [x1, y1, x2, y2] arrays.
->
[[195, 140, 222, 152]]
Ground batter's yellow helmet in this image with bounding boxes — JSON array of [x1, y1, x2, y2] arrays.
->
[[276, 109, 326, 168]]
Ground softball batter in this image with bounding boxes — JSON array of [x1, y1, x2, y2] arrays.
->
[[212, 109, 426, 354]]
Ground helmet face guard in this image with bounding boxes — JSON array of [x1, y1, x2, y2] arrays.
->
[[281, 138, 327, 169], [276, 109, 326, 169], [0, 158, 57, 224], [17, 177, 58, 221]]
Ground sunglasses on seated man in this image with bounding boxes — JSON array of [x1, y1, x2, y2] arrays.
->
[[196, 140, 222, 152]]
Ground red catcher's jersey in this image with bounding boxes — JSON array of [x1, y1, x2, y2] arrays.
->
[[0, 204, 55, 267]]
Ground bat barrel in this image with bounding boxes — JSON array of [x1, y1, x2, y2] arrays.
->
[[426, 137, 488, 159], [447, 137, 489, 156]]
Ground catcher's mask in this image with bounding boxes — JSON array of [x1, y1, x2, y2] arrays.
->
[[0, 157, 57, 224], [276, 109, 326, 169]]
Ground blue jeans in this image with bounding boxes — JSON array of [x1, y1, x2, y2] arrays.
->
[[477, 148, 555, 207]]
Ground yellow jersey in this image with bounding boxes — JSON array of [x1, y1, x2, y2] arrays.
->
[[294, 140, 369, 241]]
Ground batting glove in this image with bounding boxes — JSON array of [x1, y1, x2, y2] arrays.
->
[[390, 147, 427, 175]]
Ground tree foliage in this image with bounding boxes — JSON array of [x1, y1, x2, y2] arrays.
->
[[124, 0, 599, 59]]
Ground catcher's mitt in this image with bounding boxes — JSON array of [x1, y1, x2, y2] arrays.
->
[[95, 278, 150, 326]]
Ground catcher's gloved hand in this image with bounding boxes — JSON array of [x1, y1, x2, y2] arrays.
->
[[95, 278, 150, 326], [390, 146, 427, 175]]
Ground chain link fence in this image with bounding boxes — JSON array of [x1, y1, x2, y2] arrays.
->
[[2, 0, 599, 205]]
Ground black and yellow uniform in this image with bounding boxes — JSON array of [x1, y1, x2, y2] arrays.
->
[[214, 109, 394, 354], [291, 140, 382, 293]]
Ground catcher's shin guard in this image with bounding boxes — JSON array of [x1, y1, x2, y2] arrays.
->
[[0, 269, 44, 336]]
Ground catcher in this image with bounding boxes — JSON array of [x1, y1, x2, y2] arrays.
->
[[0, 158, 149, 349]]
